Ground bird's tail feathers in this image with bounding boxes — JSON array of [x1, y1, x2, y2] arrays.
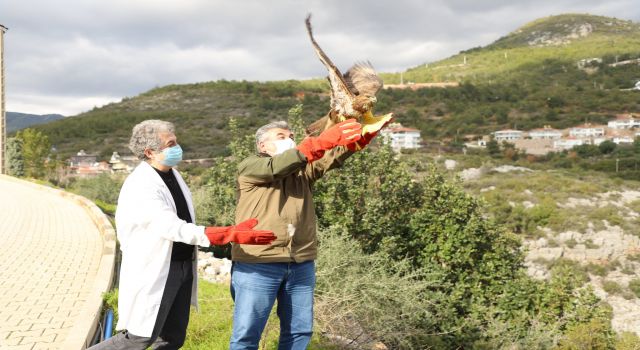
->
[[305, 114, 332, 136]]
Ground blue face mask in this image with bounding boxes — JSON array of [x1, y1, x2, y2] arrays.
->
[[160, 145, 183, 167]]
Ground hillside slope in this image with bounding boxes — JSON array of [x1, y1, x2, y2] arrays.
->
[[7, 112, 64, 133], [387, 14, 640, 85], [28, 14, 640, 161]]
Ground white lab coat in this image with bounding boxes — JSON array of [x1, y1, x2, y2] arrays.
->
[[114, 161, 210, 337]]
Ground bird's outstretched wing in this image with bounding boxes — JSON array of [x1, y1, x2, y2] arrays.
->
[[343, 61, 383, 97], [305, 14, 354, 115]]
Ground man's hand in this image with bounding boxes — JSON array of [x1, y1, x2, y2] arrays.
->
[[347, 131, 377, 151], [205, 218, 276, 245], [297, 119, 362, 162], [347, 115, 394, 151]]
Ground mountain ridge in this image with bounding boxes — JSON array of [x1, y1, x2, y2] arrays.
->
[[6, 112, 64, 133], [24, 13, 640, 160]]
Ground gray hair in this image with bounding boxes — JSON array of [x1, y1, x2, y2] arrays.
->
[[255, 121, 290, 150], [128, 120, 175, 160]]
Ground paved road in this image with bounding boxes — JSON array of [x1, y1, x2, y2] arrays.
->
[[0, 176, 104, 349]]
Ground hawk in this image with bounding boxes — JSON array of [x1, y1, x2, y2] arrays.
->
[[304, 14, 393, 138]]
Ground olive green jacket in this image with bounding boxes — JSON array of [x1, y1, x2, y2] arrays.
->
[[231, 146, 353, 263]]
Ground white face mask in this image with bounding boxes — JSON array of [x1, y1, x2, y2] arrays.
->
[[271, 138, 296, 155]]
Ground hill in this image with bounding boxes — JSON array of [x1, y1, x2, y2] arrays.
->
[[27, 13, 640, 161], [7, 112, 64, 133], [386, 14, 640, 84]]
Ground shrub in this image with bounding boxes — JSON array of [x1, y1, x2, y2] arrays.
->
[[315, 227, 449, 349], [556, 319, 614, 350], [68, 174, 125, 205], [615, 332, 640, 350], [602, 280, 623, 295], [565, 238, 578, 248], [628, 279, 640, 298]]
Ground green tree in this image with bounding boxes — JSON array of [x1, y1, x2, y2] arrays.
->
[[486, 137, 500, 157], [15, 128, 51, 178], [287, 103, 306, 143], [5, 137, 25, 177], [598, 140, 617, 154]]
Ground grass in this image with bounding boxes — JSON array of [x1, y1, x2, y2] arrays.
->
[[183, 280, 333, 350], [102, 281, 336, 349]]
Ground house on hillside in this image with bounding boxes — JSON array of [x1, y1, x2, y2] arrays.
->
[[380, 123, 422, 152], [608, 114, 640, 129], [528, 126, 563, 140], [68, 150, 110, 177], [554, 137, 586, 150], [492, 129, 523, 142], [569, 124, 605, 138], [69, 150, 97, 167], [109, 151, 139, 173]]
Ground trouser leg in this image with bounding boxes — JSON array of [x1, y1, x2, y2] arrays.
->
[[277, 261, 315, 350], [86, 330, 153, 350], [229, 262, 285, 350], [151, 260, 193, 350]]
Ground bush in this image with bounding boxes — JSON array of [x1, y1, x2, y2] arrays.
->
[[615, 332, 640, 350], [602, 280, 623, 295], [628, 279, 640, 298], [68, 174, 125, 205], [315, 227, 449, 349], [556, 319, 614, 350]]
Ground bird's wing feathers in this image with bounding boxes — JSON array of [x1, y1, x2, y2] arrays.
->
[[343, 61, 383, 96], [305, 15, 354, 115]]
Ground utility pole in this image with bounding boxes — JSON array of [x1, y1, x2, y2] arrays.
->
[[0, 24, 7, 175]]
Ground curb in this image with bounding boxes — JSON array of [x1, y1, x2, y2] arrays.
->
[[0, 175, 117, 350]]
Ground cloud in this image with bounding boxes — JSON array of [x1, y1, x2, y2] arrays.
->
[[0, 0, 638, 115]]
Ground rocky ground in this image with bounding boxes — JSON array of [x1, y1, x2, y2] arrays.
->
[[197, 251, 232, 283], [447, 158, 640, 335], [524, 191, 640, 334]]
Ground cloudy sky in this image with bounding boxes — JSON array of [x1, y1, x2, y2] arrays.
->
[[1, 0, 638, 116]]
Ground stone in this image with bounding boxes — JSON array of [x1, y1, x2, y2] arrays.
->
[[444, 159, 457, 170], [459, 168, 483, 181]]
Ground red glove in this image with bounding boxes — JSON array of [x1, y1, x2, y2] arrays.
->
[[205, 218, 276, 245], [297, 119, 362, 162], [347, 131, 378, 151]]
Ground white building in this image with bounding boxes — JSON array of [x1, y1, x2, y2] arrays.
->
[[613, 136, 634, 144], [608, 115, 640, 129], [528, 126, 562, 140], [554, 138, 586, 150], [380, 123, 422, 152], [492, 129, 523, 142], [569, 124, 605, 138], [109, 151, 139, 173]]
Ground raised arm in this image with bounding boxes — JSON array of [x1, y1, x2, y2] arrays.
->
[[237, 148, 308, 185]]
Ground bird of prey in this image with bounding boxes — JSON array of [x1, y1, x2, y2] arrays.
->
[[304, 14, 393, 138]]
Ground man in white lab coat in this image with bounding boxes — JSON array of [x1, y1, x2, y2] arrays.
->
[[89, 120, 275, 350]]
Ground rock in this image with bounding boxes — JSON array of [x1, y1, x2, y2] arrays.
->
[[198, 253, 233, 283], [528, 247, 564, 261], [444, 159, 457, 170], [459, 168, 483, 181], [492, 165, 532, 173], [480, 186, 495, 192]]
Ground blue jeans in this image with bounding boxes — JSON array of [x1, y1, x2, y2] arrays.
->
[[229, 261, 315, 350]]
